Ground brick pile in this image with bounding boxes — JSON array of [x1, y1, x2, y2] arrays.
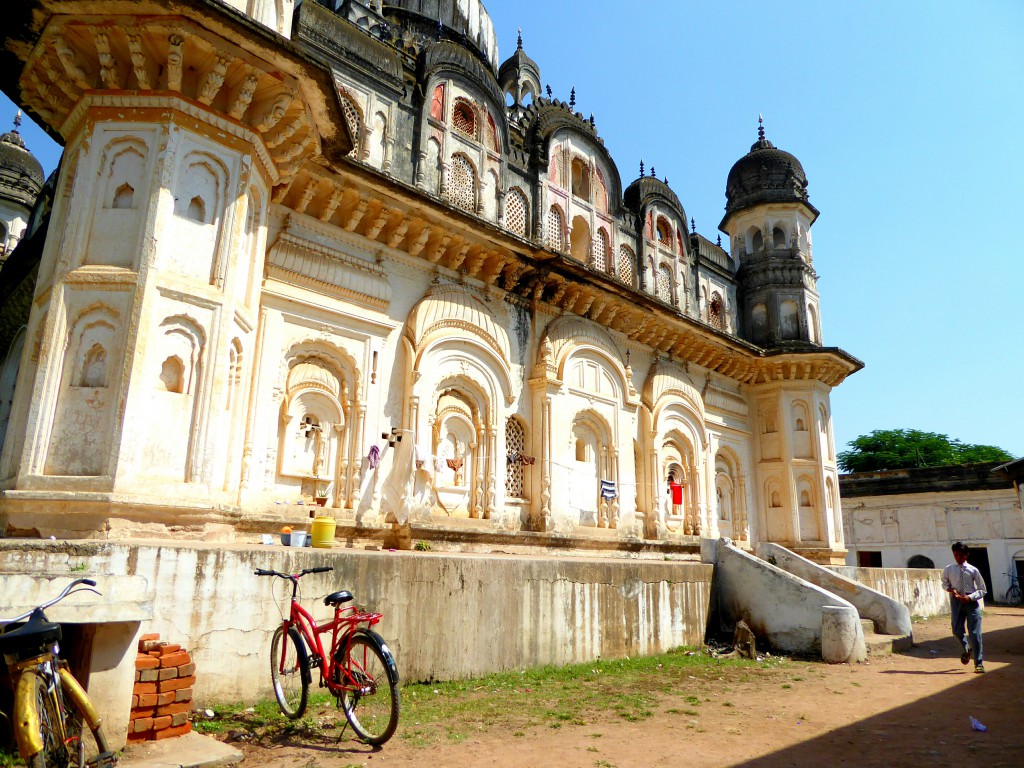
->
[[127, 633, 195, 742]]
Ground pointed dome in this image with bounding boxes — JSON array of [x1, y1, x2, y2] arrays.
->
[[720, 119, 817, 230], [0, 114, 45, 209]]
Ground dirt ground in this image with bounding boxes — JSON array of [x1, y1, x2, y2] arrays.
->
[[230, 607, 1024, 768]]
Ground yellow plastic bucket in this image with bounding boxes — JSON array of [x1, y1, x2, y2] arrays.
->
[[310, 516, 336, 549]]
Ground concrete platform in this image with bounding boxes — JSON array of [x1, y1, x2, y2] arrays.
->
[[118, 731, 243, 768]]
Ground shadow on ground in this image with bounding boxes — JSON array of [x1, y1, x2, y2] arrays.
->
[[733, 608, 1024, 768]]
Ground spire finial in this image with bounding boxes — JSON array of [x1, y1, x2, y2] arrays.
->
[[716, 234, 722, 247], [758, 112, 765, 142], [650, 165, 655, 178], [690, 217, 696, 234], [517, 28, 523, 50], [569, 87, 576, 109], [13, 110, 22, 131], [545, 84, 552, 99], [639, 159, 644, 178]]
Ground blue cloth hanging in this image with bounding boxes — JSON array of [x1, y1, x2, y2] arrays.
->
[[600, 480, 617, 500]]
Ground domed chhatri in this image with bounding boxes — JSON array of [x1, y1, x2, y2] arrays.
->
[[0, 112, 45, 209], [722, 116, 817, 228]]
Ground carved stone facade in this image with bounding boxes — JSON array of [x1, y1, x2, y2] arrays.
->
[[0, 0, 861, 561]]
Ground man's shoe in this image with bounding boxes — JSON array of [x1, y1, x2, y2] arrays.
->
[[974, 664, 985, 674], [961, 650, 970, 665]]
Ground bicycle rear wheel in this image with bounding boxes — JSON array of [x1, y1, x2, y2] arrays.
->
[[1007, 585, 1022, 607], [339, 630, 400, 746], [270, 626, 309, 719]]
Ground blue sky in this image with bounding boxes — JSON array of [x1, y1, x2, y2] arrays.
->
[[2, 0, 1021, 457]]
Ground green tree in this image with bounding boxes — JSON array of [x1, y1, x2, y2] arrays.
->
[[837, 429, 1014, 473]]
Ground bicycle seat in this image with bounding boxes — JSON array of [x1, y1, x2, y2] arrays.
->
[[324, 590, 354, 607], [0, 609, 62, 659]]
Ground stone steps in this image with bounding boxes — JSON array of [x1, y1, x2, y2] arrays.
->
[[860, 619, 913, 656]]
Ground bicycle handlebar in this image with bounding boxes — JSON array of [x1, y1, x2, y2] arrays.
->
[[254, 566, 334, 579], [1, 578, 102, 625]]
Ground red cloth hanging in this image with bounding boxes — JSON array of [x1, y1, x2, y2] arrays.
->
[[670, 482, 683, 505]]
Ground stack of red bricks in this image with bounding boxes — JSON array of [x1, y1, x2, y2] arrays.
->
[[128, 633, 195, 742]]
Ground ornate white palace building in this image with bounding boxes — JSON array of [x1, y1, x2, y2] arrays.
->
[[0, 0, 861, 562]]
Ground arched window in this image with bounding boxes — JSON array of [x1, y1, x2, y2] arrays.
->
[[907, 555, 935, 569], [617, 245, 634, 285], [186, 196, 206, 223], [752, 230, 764, 251], [592, 228, 610, 272], [547, 205, 565, 251], [570, 215, 590, 262], [656, 264, 673, 303], [160, 355, 185, 393], [430, 84, 445, 121], [112, 183, 135, 210], [78, 344, 108, 388], [448, 154, 476, 212], [656, 217, 673, 250], [773, 226, 786, 249], [506, 418, 526, 498], [708, 292, 725, 329], [505, 188, 528, 238], [452, 99, 476, 138], [571, 158, 591, 200]]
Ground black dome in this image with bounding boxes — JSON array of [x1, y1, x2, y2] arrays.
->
[[721, 123, 817, 229], [0, 129, 45, 209]]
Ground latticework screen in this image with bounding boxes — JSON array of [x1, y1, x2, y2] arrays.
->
[[448, 155, 476, 212]]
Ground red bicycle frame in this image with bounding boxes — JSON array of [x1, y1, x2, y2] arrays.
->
[[275, 573, 384, 695]]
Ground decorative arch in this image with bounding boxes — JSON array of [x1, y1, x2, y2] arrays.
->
[[617, 244, 635, 285], [452, 98, 477, 138], [660, 426, 700, 535], [569, 408, 617, 528], [541, 315, 627, 391], [570, 215, 590, 262], [173, 151, 226, 224], [593, 228, 611, 272], [447, 152, 477, 212], [547, 204, 566, 252], [407, 283, 511, 374], [715, 445, 747, 541], [796, 474, 820, 542], [504, 187, 529, 238], [643, 358, 706, 427], [571, 156, 591, 200]]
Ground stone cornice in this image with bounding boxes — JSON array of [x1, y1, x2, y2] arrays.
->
[[4, 0, 354, 181], [275, 160, 863, 389]]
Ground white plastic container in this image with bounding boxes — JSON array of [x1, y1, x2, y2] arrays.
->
[[289, 531, 309, 547]]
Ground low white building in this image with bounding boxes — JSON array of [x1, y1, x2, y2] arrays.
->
[[840, 462, 1024, 602]]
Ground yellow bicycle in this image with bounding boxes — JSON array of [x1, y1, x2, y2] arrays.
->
[[1, 578, 116, 767]]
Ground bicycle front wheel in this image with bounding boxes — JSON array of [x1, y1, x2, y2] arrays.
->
[[27, 671, 79, 768], [270, 626, 309, 719], [1008, 585, 1023, 607], [339, 630, 400, 746]]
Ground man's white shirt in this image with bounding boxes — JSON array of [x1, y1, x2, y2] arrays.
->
[[941, 561, 987, 603]]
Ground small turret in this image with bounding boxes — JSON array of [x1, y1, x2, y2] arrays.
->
[[719, 117, 823, 347]]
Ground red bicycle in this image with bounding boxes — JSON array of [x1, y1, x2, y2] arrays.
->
[[254, 566, 400, 745]]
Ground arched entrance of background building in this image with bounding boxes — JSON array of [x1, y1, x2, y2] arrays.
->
[[661, 433, 699, 535]]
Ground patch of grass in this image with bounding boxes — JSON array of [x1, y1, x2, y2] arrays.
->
[[193, 645, 789, 751], [413, 541, 431, 551], [0, 750, 27, 767], [781, 684, 792, 689]]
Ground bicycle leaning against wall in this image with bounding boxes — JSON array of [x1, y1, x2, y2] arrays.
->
[[0, 578, 116, 768], [255, 566, 400, 746], [1004, 571, 1022, 606]]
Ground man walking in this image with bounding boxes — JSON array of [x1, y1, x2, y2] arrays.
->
[[941, 541, 986, 673]]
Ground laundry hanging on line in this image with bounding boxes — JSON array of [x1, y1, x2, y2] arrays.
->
[[600, 480, 618, 500]]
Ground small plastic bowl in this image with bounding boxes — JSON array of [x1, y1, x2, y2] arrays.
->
[[280, 533, 291, 546]]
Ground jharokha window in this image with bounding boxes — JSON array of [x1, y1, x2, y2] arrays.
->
[[453, 100, 476, 138]]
